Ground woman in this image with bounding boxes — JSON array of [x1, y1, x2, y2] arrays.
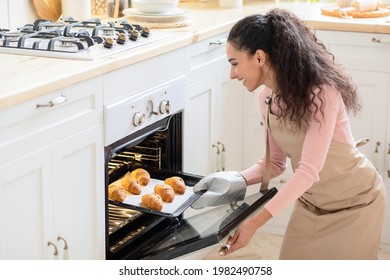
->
[[192, 8, 386, 259]]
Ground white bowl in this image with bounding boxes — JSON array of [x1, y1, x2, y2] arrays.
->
[[132, 0, 179, 14]]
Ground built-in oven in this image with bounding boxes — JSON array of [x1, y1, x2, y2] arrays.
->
[[104, 75, 277, 259]]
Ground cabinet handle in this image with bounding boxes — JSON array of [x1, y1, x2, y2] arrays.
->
[[371, 37, 390, 45], [373, 141, 380, 171], [36, 94, 68, 108], [57, 236, 69, 260], [212, 144, 221, 172], [47, 241, 59, 260], [217, 141, 226, 171], [57, 236, 68, 250], [209, 38, 227, 46]]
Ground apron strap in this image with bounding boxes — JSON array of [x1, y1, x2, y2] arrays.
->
[[260, 95, 272, 193]]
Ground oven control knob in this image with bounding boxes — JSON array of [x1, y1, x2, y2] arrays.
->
[[159, 100, 171, 114], [146, 100, 157, 118], [133, 112, 145, 127]]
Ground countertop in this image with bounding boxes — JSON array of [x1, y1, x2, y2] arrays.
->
[[1, 0, 390, 109]]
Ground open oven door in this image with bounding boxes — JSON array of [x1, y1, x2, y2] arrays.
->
[[120, 187, 277, 260]]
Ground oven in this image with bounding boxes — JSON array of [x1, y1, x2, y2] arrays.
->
[[103, 75, 278, 260]]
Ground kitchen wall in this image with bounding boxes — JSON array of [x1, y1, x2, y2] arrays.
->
[[5, 0, 38, 29]]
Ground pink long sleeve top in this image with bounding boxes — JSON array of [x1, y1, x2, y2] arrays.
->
[[240, 85, 356, 217]]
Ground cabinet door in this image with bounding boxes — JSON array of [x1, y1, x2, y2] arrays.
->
[[214, 69, 243, 171], [52, 125, 105, 260], [347, 70, 389, 172], [0, 148, 53, 260], [183, 76, 216, 175], [0, 0, 8, 28], [184, 33, 243, 175]]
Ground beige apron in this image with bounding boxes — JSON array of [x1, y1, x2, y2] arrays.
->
[[265, 96, 386, 260]]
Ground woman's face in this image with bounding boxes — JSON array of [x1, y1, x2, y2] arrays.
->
[[226, 42, 268, 92]]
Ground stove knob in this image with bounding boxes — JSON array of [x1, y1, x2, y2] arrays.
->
[[159, 100, 171, 114], [133, 112, 145, 127], [129, 30, 140, 41], [141, 27, 150, 38], [116, 33, 128, 45], [103, 37, 115, 49]]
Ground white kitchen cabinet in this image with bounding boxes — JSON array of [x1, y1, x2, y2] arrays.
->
[[183, 33, 244, 176], [0, 77, 105, 259], [7, 0, 38, 29], [310, 30, 390, 253], [0, 0, 8, 28]]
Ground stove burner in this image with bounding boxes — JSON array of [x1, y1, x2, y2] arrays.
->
[[102, 27, 116, 37], [3, 31, 23, 42], [59, 37, 81, 47], [42, 22, 66, 30]]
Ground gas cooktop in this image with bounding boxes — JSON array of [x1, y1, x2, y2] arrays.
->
[[0, 17, 169, 60]]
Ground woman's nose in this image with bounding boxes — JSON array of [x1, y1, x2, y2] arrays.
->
[[230, 68, 236, 79]]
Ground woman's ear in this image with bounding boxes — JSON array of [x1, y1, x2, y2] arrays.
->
[[255, 49, 266, 66]]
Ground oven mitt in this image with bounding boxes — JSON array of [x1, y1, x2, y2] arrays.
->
[[191, 171, 247, 209]]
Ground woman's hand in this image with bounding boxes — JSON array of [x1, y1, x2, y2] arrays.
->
[[224, 208, 273, 255]]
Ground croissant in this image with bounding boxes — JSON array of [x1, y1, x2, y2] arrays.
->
[[131, 168, 150, 186], [141, 193, 163, 211], [121, 177, 142, 195], [154, 184, 175, 203], [108, 184, 127, 202], [164, 176, 186, 194]]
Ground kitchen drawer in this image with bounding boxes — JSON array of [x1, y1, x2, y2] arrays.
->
[[185, 32, 229, 84], [103, 48, 185, 106], [315, 30, 390, 73], [0, 76, 103, 163]]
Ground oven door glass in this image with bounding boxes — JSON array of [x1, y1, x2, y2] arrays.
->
[[127, 187, 277, 259]]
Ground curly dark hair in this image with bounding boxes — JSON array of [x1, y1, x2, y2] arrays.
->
[[227, 8, 360, 130]]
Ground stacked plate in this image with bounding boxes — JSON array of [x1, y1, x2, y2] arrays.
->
[[123, 0, 192, 28]]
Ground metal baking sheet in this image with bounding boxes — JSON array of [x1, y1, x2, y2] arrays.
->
[[109, 172, 200, 217]]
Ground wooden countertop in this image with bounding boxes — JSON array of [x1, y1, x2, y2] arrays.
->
[[1, 0, 390, 109]]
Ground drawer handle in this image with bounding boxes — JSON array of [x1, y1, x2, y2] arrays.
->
[[209, 38, 227, 46], [36, 94, 68, 108], [371, 37, 390, 44]]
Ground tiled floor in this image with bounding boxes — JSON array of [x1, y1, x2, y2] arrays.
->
[[202, 231, 390, 260]]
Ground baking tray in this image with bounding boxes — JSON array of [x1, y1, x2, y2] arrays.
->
[[108, 165, 203, 218]]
